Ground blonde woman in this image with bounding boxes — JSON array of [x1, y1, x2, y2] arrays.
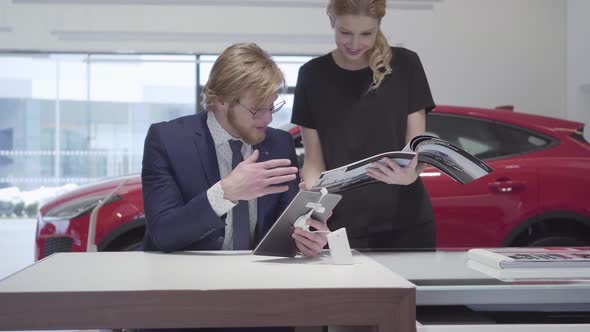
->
[[292, 0, 436, 249]]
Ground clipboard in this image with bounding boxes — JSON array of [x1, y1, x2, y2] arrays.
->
[[252, 189, 342, 257]]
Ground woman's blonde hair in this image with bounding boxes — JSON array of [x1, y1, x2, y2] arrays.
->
[[201, 43, 285, 111], [327, 0, 393, 91]]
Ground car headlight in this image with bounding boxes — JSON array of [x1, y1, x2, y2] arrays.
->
[[43, 194, 121, 220]]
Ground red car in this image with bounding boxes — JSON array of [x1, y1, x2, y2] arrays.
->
[[35, 106, 590, 260]]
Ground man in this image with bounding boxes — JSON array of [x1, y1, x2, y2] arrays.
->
[[141, 43, 328, 258]]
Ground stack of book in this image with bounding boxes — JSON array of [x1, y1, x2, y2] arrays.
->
[[466, 247, 590, 280]]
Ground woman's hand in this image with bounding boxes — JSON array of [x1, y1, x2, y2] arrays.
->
[[299, 180, 311, 190], [366, 156, 426, 186]]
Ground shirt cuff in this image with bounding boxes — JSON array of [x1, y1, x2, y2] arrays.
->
[[207, 181, 237, 217]]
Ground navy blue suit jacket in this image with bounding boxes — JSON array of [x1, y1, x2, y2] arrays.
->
[[141, 111, 299, 252]]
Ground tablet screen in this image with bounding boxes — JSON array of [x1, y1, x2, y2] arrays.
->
[[252, 190, 342, 257]]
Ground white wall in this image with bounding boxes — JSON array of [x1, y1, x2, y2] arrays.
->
[[385, 0, 566, 119], [0, 0, 572, 121], [567, 0, 590, 139]]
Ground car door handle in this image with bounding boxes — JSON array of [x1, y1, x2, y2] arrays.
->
[[488, 180, 526, 193]]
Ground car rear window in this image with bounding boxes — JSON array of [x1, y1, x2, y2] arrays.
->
[[426, 114, 551, 160]]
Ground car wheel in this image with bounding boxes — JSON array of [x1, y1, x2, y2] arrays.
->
[[526, 235, 590, 247], [117, 240, 143, 251], [104, 228, 144, 252]]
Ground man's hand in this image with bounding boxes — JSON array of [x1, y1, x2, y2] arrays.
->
[[221, 149, 298, 201], [366, 156, 426, 186], [292, 217, 330, 258]]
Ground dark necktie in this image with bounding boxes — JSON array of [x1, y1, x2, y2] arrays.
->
[[229, 139, 250, 250]]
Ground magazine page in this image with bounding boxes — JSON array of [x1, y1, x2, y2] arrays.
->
[[408, 134, 437, 151], [468, 247, 590, 269], [311, 151, 416, 193], [410, 136, 493, 184]]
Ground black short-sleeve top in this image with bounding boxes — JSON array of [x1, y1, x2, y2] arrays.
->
[[291, 47, 436, 237]]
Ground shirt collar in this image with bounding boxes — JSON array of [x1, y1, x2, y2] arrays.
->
[[206, 111, 238, 147]]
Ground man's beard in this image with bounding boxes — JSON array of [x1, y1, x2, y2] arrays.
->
[[227, 108, 266, 145]]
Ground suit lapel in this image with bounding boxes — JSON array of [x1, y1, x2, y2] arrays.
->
[[253, 136, 272, 236], [193, 112, 221, 186], [253, 139, 271, 163]]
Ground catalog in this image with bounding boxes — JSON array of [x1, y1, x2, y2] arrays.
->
[[467, 260, 590, 281], [311, 134, 493, 193], [467, 247, 590, 269]]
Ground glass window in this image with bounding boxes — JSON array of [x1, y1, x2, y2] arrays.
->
[[198, 55, 217, 87], [0, 54, 197, 213], [0, 55, 58, 194], [274, 56, 313, 87], [272, 56, 312, 129], [426, 113, 551, 160], [85, 54, 196, 178], [0, 51, 312, 217]]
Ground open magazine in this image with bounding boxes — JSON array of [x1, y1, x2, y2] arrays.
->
[[311, 135, 493, 193]]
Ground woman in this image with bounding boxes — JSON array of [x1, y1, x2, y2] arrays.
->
[[291, 0, 436, 249]]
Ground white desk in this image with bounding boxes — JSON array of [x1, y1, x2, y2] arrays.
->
[[367, 250, 590, 331], [368, 250, 590, 306], [0, 251, 416, 331]]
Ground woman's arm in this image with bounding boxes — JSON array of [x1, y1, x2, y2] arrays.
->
[[300, 127, 326, 189], [406, 109, 426, 144], [406, 109, 427, 174]]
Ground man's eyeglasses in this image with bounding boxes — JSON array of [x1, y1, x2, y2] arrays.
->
[[237, 97, 286, 120]]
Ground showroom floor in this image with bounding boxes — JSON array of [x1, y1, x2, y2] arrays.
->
[[0, 218, 35, 280], [0, 218, 80, 332]]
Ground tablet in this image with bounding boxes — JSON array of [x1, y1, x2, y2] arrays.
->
[[252, 190, 342, 257]]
